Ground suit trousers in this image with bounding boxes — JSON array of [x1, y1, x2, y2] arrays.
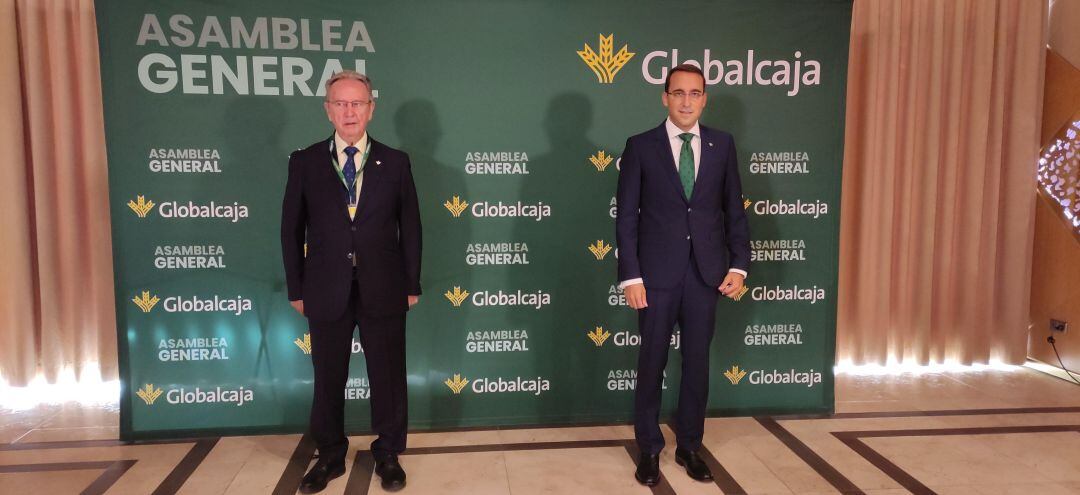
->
[[307, 273, 408, 463], [633, 255, 719, 455]]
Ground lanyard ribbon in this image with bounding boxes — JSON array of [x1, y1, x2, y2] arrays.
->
[[328, 138, 372, 206]]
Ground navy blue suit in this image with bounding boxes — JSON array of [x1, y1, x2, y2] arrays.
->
[[616, 121, 749, 455]]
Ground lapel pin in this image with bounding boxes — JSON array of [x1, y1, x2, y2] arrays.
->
[[375, 160, 382, 165], [708, 142, 713, 147]]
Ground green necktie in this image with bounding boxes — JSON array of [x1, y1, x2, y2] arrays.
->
[[678, 132, 695, 198]]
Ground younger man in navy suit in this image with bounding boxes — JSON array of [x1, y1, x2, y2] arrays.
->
[[615, 64, 751, 486]]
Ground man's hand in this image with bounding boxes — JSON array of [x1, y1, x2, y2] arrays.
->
[[719, 272, 745, 299], [290, 299, 304, 316], [625, 283, 648, 310], [408, 295, 420, 307]]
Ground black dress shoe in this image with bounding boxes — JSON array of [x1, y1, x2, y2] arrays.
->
[[299, 460, 346, 494], [375, 455, 407, 491], [635, 452, 660, 486], [675, 448, 713, 481]]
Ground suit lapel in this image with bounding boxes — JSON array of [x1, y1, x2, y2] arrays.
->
[[693, 127, 719, 203], [652, 124, 689, 204], [352, 138, 385, 223]]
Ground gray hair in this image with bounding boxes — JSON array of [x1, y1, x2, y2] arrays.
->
[[324, 70, 372, 100]]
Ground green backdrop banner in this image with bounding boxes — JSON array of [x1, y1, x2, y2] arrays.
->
[[95, 0, 852, 440]]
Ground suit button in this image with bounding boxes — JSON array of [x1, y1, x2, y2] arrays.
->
[[687, 208, 692, 212], [351, 226, 357, 232], [346, 253, 353, 259], [686, 235, 691, 240]]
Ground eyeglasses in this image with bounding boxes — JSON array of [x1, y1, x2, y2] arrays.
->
[[666, 90, 704, 100], [329, 100, 371, 110]]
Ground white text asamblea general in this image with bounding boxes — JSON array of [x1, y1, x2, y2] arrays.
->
[[135, 14, 375, 96]]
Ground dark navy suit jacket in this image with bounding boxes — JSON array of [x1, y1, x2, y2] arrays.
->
[[616, 122, 750, 289], [281, 136, 422, 320]]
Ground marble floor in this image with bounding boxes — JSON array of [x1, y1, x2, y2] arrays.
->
[[1, 366, 1078, 494]]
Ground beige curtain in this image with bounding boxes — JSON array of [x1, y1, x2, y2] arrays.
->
[[837, 0, 1046, 366], [0, 0, 116, 386]]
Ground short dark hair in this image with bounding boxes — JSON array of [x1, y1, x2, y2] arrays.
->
[[664, 64, 705, 92]]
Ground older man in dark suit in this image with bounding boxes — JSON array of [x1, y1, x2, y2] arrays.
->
[[616, 64, 751, 486], [282, 70, 421, 493]]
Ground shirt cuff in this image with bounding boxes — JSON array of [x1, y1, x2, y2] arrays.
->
[[728, 269, 748, 278], [617, 278, 644, 290]]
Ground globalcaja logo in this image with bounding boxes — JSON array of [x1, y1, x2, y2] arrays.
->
[[138, 384, 255, 407], [723, 365, 823, 388], [444, 287, 469, 307], [590, 327, 681, 349], [724, 365, 748, 385], [444, 196, 469, 217], [640, 49, 821, 96], [732, 286, 749, 302], [293, 333, 363, 355], [587, 326, 612, 347], [443, 197, 551, 221], [444, 286, 551, 309], [743, 197, 752, 210], [128, 195, 249, 222], [589, 150, 614, 171], [445, 373, 551, 396], [136, 384, 163, 405], [294, 334, 312, 354], [587, 240, 613, 260], [751, 198, 829, 219], [578, 34, 635, 84], [445, 374, 469, 394], [750, 284, 826, 304], [132, 291, 160, 313], [128, 195, 156, 218], [130, 291, 253, 315]]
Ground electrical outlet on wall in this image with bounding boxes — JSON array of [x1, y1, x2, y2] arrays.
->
[[1050, 319, 1068, 334]]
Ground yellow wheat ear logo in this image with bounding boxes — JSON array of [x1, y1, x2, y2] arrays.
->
[[587, 326, 611, 347], [444, 287, 469, 307], [732, 286, 749, 302], [128, 195, 156, 218], [444, 196, 469, 217], [131, 291, 160, 313], [444, 374, 469, 394], [587, 240, 613, 260], [578, 34, 635, 84], [724, 365, 747, 385], [136, 383, 163, 405], [294, 333, 312, 354], [589, 150, 614, 171], [743, 197, 752, 210]]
